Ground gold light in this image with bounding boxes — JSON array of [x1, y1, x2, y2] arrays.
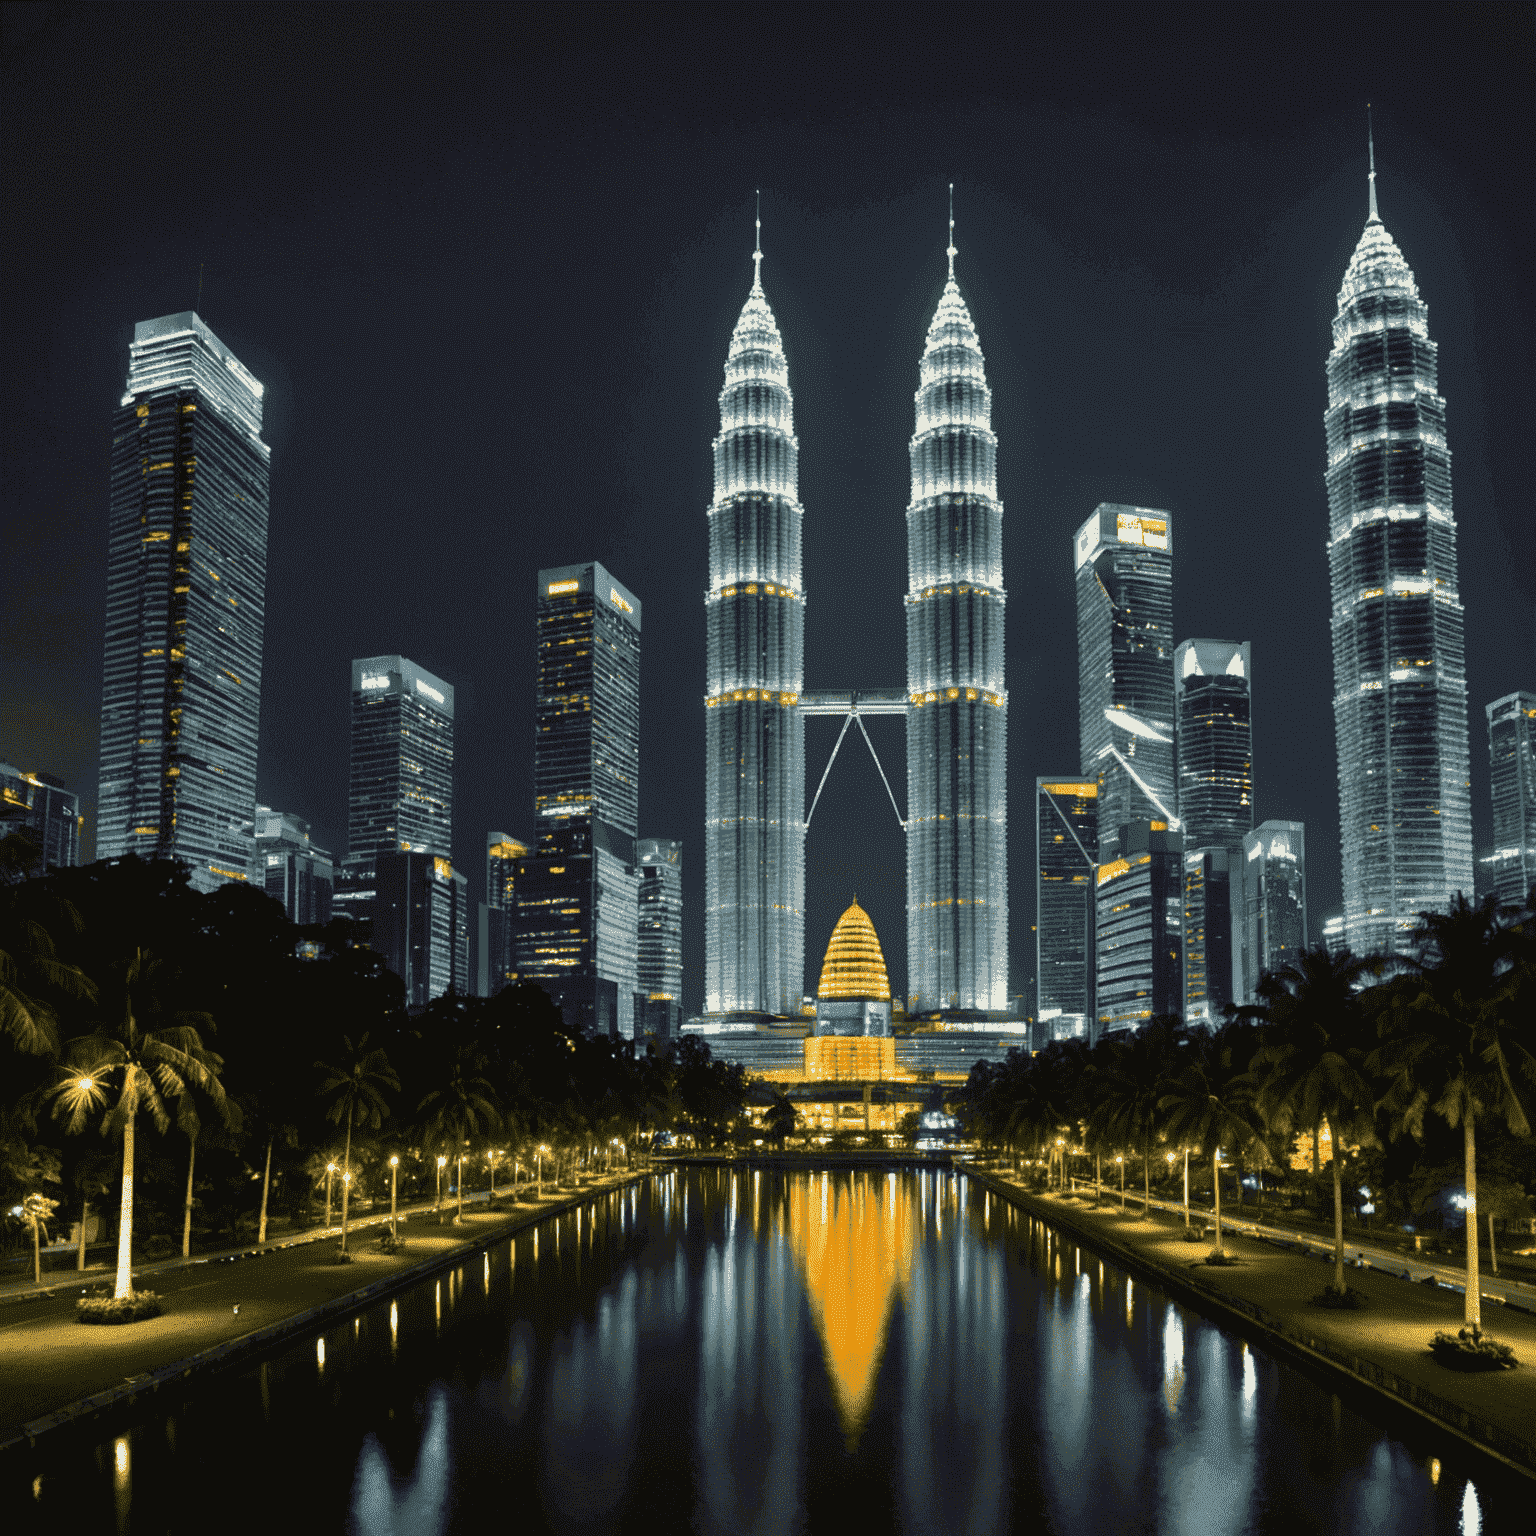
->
[[816, 900, 891, 1001]]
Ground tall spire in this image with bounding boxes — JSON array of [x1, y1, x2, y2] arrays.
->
[[753, 188, 763, 291], [1367, 104, 1379, 222], [946, 182, 957, 280]]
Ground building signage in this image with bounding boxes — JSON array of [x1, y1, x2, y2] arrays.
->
[[1116, 512, 1169, 550], [360, 674, 390, 690], [608, 586, 633, 614], [547, 579, 579, 595], [415, 678, 445, 705]]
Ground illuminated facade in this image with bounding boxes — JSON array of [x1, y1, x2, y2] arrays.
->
[[521, 563, 643, 1037], [637, 837, 683, 1037], [905, 223, 1007, 1015], [249, 805, 332, 926], [484, 832, 527, 996], [1234, 820, 1307, 1004], [1485, 692, 1536, 906], [1182, 846, 1234, 1028], [1074, 504, 1176, 859], [0, 765, 80, 877], [1036, 779, 1097, 1041], [704, 232, 806, 1019], [347, 656, 455, 859], [1095, 819, 1183, 1037], [96, 312, 270, 892], [1326, 143, 1472, 955]]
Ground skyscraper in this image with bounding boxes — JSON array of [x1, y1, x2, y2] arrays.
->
[[96, 313, 270, 891], [518, 563, 643, 1037], [1234, 820, 1308, 1004], [249, 805, 333, 926], [1095, 818, 1184, 1037], [1182, 847, 1234, 1028], [906, 209, 1008, 1015], [1074, 504, 1176, 857], [637, 838, 683, 1037], [1326, 135, 1472, 956], [347, 656, 454, 859], [484, 832, 527, 996], [373, 850, 470, 1009], [0, 765, 80, 877], [704, 223, 806, 1019], [1486, 692, 1536, 906], [1036, 779, 1097, 1041]]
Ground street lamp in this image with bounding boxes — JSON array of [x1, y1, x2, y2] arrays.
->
[[1116, 1154, 1125, 1209], [435, 1155, 447, 1220], [325, 1162, 337, 1228], [488, 1147, 499, 1204], [537, 1145, 549, 1199], [389, 1156, 399, 1240]]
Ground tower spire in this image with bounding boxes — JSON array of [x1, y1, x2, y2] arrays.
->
[[946, 182, 956, 280], [753, 189, 763, 291], [1367, 104, 1379, 222]]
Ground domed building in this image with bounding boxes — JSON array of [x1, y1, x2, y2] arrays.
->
[[814, 898, 893, 1038]]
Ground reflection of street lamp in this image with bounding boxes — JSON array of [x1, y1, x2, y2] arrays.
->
[[325, 1163, 337, 1227], [389, 1156, 399, 1239]]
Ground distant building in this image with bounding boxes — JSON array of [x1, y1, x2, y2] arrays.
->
[[0, 765, 80, 876], [636, 838, 682, 1038], [1235, 821, 1308, 1003], [1486, 693, 1536, 907], [348, 656, 454, 859], [1321, 913, 1347, 957], [1036, 778, 1097, 1043], [1182, 846, 1235, 1028], [371, 850, 469, 1010], [1095, 819, 1183, 1039], [96, 313, 270, 892], [249, 805, 332, 925], [483, 832, 527, 997]]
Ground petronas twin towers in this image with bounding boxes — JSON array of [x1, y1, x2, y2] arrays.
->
[[705, 210, 1007, 1019]]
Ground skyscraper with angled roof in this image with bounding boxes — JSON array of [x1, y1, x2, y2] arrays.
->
[[1326, 129, 1472, 955], [906, 200, 1008, 1015]]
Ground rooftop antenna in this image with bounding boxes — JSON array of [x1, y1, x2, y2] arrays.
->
[[1367, 104, 1379, 222], [753, 190, 763, 291], [947, 182, 956, 280]]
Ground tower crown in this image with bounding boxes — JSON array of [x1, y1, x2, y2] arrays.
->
[[817, 900, 892, 1001]]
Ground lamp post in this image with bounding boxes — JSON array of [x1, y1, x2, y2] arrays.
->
[[488, 1148, 498, 1204], [1055, 1138, 1065, 1192], [389, 1156, 399, 1240], [538, 1145, 548, 1199], [435, 1155, 446, 1220], [1116, 1154, 1125, 1209], [325, 1162, 337, 1228], [1182, 1147, 1190, 1227]]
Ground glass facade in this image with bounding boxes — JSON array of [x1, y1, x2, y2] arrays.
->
[[484, 832, 527, 997], [1074, 504, 1176, 858], [1035, 778, 1097, 1041], [1235, 821, 1308, 1003], [347, 656, 454, 859], [0, 764, 80, 877], [372, 850, 469, 1010], [1095, 819, 1183, 1038], [96, 312, 269, 892], [1174, 639, 1253, 849], [1326, 165, 1472, 956], [704, 246, 806, 1019], [249, 805, 333, 926], [637, 837, 683, 1037], [905, 239, 1007, 1015], [1485, 693, 1536, 906], [1182, 846, 1234, 1027]]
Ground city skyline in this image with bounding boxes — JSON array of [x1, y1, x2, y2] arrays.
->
[[4, 9, 1531, 1014]]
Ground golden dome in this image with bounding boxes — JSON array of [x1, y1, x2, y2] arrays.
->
[[817, 899, 891, 1001]]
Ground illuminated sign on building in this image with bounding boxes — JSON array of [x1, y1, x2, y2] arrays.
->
[[1116, 511, 1168, 550], [360, 674, 390, 691], [415, 678, 445, 705], [547, 579, 579, 596], [608, 587, 633, 614]]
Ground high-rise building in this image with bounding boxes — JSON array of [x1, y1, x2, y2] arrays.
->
[[906, 215, 1008, 1015], [1095, 819, 1183, 1038], [519, 563, 643, 1037], [249, 805, 332, 926], [1182, 846, 1235, 1028], [1036, 779, 1097, 1042], [96, 313, 270, 892], [637, 838, 683, 1037], [1486, 693, 1536, 907], [347, 656, 454, 859], [483, 832, 527, 997], [1074, 504, 1177, 858], [704, 227, 806, 1020], [0, 765, 80, 877], [372, 850, 470, 1009], [1326, 136, 1472, 956], [1235, 820, 1308, 1003]]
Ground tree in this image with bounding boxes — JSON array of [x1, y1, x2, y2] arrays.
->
[[1371, 894, 1535, 1328], [0, 877, 96, 1058], [1088, 1015, 1184, 1215], [1248, 945, 1382, 1294], [52, 949, 224, 1298], [415, 1039, 500, 1224], [174, 1065, 241, 1259], [765, 1092, 798, 1148], [315, 1034, 399, 1254]]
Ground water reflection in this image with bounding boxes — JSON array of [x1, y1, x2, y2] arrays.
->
[[351, 1385, 450, 1536]]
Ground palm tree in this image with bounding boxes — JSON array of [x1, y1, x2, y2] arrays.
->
[[174, 1069, 241, 1259], [0, 880, 96, 1058], [1371, 895, 1535, 1329], [416, 1040, 500, 1224], [315, 1034, 399, 1254], [1248, 945, 1382, 1295], [1089, 1015, 1183, 1216], [52, 949, 224, 1299]]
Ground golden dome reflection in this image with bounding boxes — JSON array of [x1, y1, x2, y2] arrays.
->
[[816, 899, 892, 1001]]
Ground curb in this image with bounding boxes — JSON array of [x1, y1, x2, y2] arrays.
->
[[0, 1173, 647, 1459], [971, 1173, 1536, 1483]]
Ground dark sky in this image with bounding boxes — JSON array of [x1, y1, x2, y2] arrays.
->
[[3, 2, 1532, 1013]]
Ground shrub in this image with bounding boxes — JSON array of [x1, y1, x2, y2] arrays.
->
[[332, 1248, 354, 1264], [141, 1234, 175, 1259], [1180, 1228, 1205, 1244], [1313, 1284, 1369, 1310], [1204, 1251, 1240, 1266], [1430, 1327, 1519, 1371], [376, 1233, 407, 1254], [78, 1291, 162, 1325]]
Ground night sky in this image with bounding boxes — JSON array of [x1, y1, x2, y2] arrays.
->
[[3, 3, 1532, 1014]]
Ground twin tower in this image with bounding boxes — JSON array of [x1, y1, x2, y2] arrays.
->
[[704, 211, 1007, 1020]]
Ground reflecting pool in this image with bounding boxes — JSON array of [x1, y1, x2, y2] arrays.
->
[[14, 1169, 1522, 1533]]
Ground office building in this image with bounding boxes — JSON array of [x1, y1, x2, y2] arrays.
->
[[1074, 504, 1176, 859], [249, 805, 332, 926], [348, 656, 454, 859], [906, 214, 1008, 1016], [637, 838, 683, 1038], [518, 563, 643, 1037], [96, 313, 270, 891], [1095, 819, 1183, 1038], [1486, 693, 1536, 907], [483, 832, 527, 997], [1325, 135, 1472, 956], [372, 850, 470, 1010], [0, 765, 80, 877], [704, 226, 806, 1020], [1036, 778, 1097, 1042], [1182, 846, 1235, 1027], [1235, 821, 1308, 1004]]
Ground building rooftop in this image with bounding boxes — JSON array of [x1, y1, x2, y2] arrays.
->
[[817, 899, 891, 1001]]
